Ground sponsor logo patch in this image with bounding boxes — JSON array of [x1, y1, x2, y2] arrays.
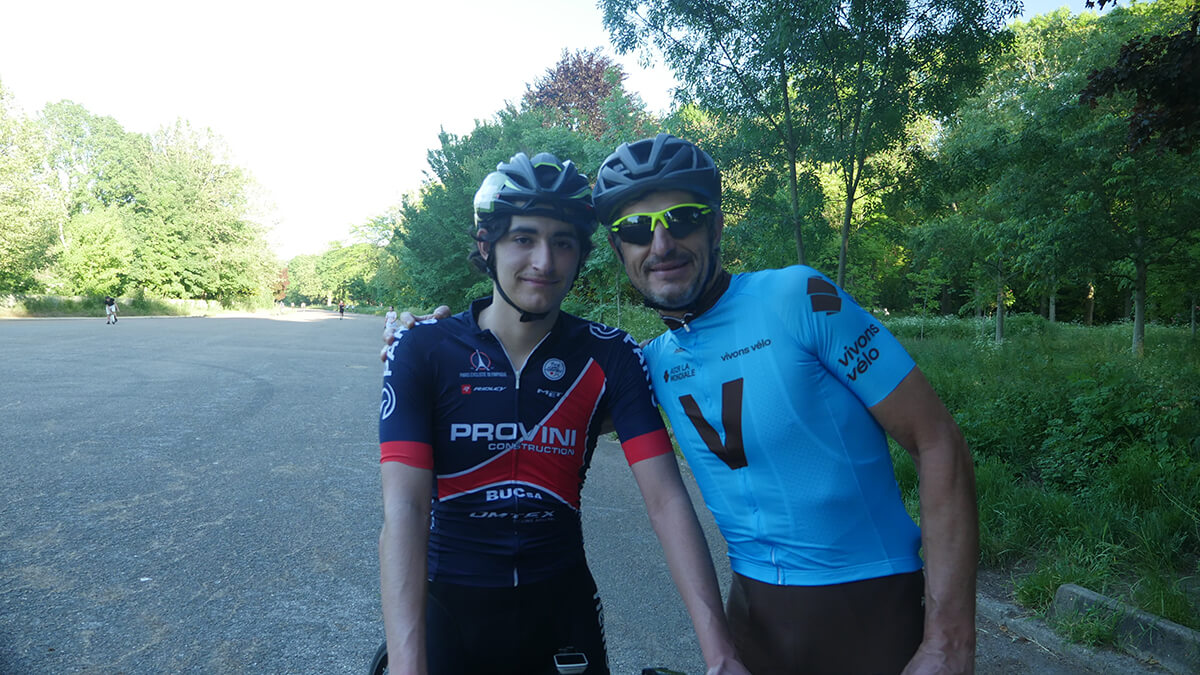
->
[[588, 322, 623, 340], [461, 385, 507, 395], [542, 358, 566, 381], [840, 324, 883, 381], [807, 277, 842, 314], [469, 349, 493, 371], [720, 338, 773, 362], [663, 363, 696, 383], [380, 383, 396, 419]]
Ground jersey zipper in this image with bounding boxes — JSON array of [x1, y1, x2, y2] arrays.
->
[[488, 329, 554, 586]]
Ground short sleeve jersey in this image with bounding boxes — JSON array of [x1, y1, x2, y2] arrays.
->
[[643, 266, 923, 586], [380, 297, 672, 587]]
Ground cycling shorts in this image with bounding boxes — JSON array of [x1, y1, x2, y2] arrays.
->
[[425, 563, 609, 675], [726, 570, 924, 674]]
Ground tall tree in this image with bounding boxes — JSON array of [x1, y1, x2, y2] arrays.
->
[[54, 206, 134, 296], [523, 48, 649, 141], [127, 120, 274, 301], [600, 0, 1019, 284], [39, 101, 147, 217], [0, 81, 62, 293], [932, 4, 1200, 351], [1080, 0, 1200, 154]]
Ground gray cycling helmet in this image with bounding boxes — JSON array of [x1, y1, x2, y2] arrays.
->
[[592, 133, 721, 225], [473, 152, 595, 235], [470, 151, 597, 322]]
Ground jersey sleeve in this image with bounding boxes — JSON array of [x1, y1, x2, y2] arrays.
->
[[602, 330, 674, 466], [779, 266, 916, 408], [379, 328, 435, 469]]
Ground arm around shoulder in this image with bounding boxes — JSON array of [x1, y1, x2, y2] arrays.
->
[[379, 461, 434, 675]]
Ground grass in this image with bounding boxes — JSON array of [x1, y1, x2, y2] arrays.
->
[[891, 314, 1200, 633], [1, 294, 278, 318]]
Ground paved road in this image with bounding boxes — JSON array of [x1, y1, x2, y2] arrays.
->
[[0, 312, 1163, 674]]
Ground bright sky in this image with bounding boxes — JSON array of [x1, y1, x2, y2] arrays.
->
[[1, 0, 1076, 261]]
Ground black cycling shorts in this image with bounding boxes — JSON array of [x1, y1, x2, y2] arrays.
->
[[425, 563, 609, 675], [726, 570, 925, 675]]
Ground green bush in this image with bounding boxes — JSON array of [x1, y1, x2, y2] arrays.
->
[[893, 318, 1200, 631]]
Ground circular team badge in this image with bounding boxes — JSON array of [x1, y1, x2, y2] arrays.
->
[[542, 358, 566, 381]]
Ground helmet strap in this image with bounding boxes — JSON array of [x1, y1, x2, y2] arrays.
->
[[484, 248, 551, 323]]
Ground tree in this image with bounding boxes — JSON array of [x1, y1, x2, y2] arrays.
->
[[126, 120, 275, 301], [0, 81, 62, 293], [39, 101, 148, 217], [317, 242, 386, 304], [54, 207, 134, 296], [523, 49, 641, 140], [284, 254, 325, 304], [600, 0, 1020, 285], [931, 4, 1200, 351], [1080, 0, 1200, 154]]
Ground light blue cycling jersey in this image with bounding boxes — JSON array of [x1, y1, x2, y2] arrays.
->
[[643, 265, 924, 586]]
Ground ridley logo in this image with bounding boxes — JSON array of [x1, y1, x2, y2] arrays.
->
[[469, 349, 492, 372]]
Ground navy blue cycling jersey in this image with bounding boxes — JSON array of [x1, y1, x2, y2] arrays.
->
[[379, 297, 672, 587]]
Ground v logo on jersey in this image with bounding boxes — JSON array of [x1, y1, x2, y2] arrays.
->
[[679, 378, 747, 470]]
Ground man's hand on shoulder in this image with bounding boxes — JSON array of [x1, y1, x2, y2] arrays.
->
[[380, 305, 452, 362], [397, 305, 451, 335]]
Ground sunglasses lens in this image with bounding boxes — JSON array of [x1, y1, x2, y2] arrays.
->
[[611, 204, 712, 245], [612, 215, 655, 245], [662, 206, 710, 237]]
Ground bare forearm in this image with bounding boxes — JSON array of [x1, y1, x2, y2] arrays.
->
[[379, 505, 430, 675], [916, 436, 978, 655], [633, 456, 740, 670], [646, 493, 739, 668]]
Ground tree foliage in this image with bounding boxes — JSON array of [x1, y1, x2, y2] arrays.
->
[[524, 48, 634, 140], [1080, 0, 1200, 154], [600, 0, 1020, 286], [0, 95, 278, 303], [0, 81, 62, 294], [923, 5, 1200, 351]]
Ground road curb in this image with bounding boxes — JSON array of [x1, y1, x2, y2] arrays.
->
[[977, 593, 1165, 673], [1049, 583, 1200, 675]]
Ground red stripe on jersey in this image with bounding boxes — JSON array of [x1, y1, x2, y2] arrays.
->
[[438, 359, 608, 509], [621, 428, 673, 465], [380, 441, 434, 469], [438, 450, 517, 499]]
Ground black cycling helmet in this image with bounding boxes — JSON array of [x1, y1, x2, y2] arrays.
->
[[470, 151, 597, 322], [473, 151, 595, 234], [592, 133, 721, 226]]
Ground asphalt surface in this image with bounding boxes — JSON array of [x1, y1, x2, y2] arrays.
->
[[0, 311, 1166, 674]]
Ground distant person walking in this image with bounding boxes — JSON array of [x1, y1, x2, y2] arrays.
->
[[338, 301, 346, 320], [104, 296, 118, 325], [383, 305, 398, 339]]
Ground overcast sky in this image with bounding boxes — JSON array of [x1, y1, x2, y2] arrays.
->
[[1, 0, 1075, 260]]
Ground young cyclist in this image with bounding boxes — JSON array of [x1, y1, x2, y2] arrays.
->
[[592, 134, 979, 674], [378, 151, 747, 675]]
